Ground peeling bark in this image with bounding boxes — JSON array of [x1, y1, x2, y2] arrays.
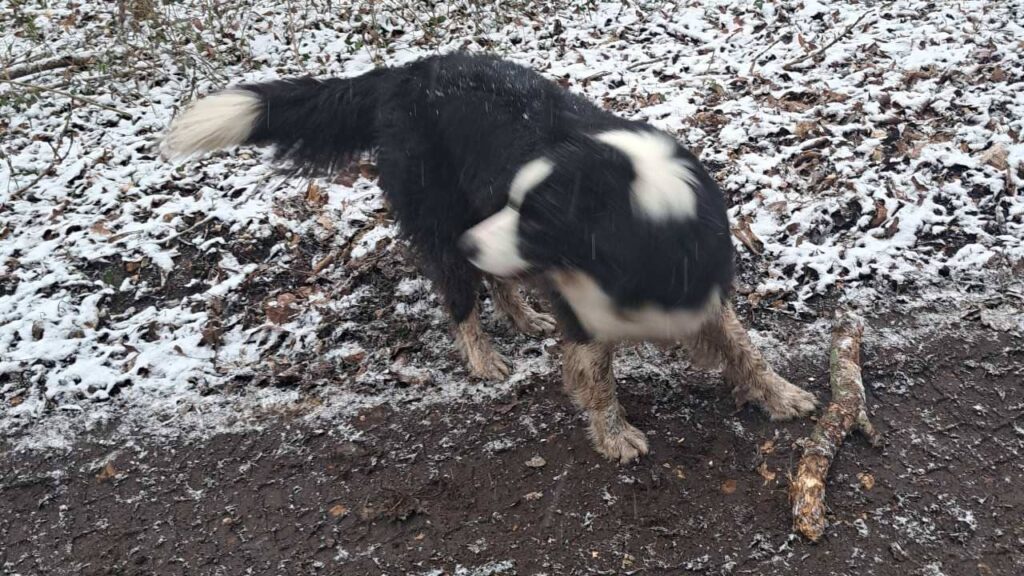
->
[[791, 310, 882, 542]]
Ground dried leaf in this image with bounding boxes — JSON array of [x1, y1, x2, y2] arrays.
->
[[341, 346, 366, 365], [731, 217, 764, 256], [264, 293, 299, 324], [328, 504, 349, 518], [868, 199, 888, 228], [979, 143, 1008, 171], [720, 479, 737, 494], [759, 440, 775, 454], [90, 220, 112, 237], [359, 161, 379, 180], [305, 181, 327, 207], [200, 324, 223, 347], [858, 472, 875, 491], [880, 217, 900, 239], [96, 462, 117, 481], [391, 363, 432, 386], [757, 462, 777, 484], [793, 121, 817, 139]]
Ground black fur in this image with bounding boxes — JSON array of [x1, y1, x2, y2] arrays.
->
[[230, 53, 735, 339]]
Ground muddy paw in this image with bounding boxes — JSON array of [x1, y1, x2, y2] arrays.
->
[[592, 420, 649, 464], [467, 350, 512, 381], [736, 374, 818, 421], [515, 310, 557, 336]]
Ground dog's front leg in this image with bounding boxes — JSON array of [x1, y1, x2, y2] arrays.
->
[[563, 341, 649, 464], [691, 304, 817, 420], [489, 278, 557, 336]]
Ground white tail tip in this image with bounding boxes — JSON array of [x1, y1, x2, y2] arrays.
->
[[160, 90, 262, 160]]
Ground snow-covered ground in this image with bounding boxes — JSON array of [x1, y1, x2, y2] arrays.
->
[[2, 0, 1023, 448]]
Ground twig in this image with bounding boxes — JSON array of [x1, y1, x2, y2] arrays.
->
[[626, 56, 670, 71], [0, 78, 133, 119], [1, 54, 95, 81], [748, 37, 783, 75], [8, 113, 74, 198], [305, 249, 339, 282], [790, 310, 882, 542], [157, 215, 217, 245], [781, 4, 890, 72], [582, 70, 612, 82]]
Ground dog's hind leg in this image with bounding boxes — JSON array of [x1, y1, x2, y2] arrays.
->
[[563, 342, 649, 464], [423, 255, 511, 381], [690, 304, 817, 420], [452, 302, 511, 381], [489, 279, 556, 336], [377, 149, 510, 381]]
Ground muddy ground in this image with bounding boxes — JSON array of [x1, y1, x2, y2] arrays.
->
[[2, 303, 1022, 576]]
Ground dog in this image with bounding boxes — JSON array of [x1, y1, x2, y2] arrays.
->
[[161, 52, 817, 463]]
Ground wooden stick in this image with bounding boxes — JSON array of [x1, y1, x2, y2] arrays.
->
[[1, 54, 95, 81], [790, 310, 881, 542], [0, 78, 133, 119], [781, 3, 893, 72]]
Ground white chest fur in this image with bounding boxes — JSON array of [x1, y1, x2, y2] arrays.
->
[[550, 271, 720, 342]]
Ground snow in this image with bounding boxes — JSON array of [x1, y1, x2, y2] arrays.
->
[[2, 1, 1023, 449]]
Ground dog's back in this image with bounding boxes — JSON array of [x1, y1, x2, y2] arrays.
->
[[162, 52, 735, 334]]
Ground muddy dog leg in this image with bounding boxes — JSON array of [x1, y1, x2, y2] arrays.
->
[[689, 304, 817, 419], [563, 342, 649, 463], [452, 304, 511, 380], [489, 279, 556, 336]]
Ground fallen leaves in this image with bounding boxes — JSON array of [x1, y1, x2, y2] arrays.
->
[[757, 462, 777, 485], [858, 472, 875, 491], [720, 479, 738, 495], [868, 199, 889, 229], [731, 216, 764, 256], [979, 143, 1008, 171], [96, 462, 117, 482], [263, 293, 299, 325], [328, 504, 349, 518], [89, 220, 113, 237]]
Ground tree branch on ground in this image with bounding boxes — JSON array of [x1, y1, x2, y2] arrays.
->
[[790, 310, 882, 542], [1, 54, 96, 81]]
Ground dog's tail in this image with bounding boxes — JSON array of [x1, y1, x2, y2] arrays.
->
[[159, 68, 390, 173]]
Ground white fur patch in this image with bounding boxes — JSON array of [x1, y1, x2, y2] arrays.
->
[[160, 90, 262, 160], [508, 157, 554, 206], [551, 270, 720, 342], [594, 130, 699, 222], [462, 207, 528, 277]]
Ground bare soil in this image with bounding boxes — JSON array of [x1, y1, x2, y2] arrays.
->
[[3, 308, 1022, 576]]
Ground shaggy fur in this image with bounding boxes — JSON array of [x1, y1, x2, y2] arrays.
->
[[161, 52, 817, 464]]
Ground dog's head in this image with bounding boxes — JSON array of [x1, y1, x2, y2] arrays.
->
[[460, 129, 727, 290]]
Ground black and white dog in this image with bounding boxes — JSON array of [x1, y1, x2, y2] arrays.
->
[[162, 53, 816, 463]]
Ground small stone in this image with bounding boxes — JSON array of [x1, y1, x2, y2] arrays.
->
[[525, 455, 546, 468], [523, 491, 543, 501]]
